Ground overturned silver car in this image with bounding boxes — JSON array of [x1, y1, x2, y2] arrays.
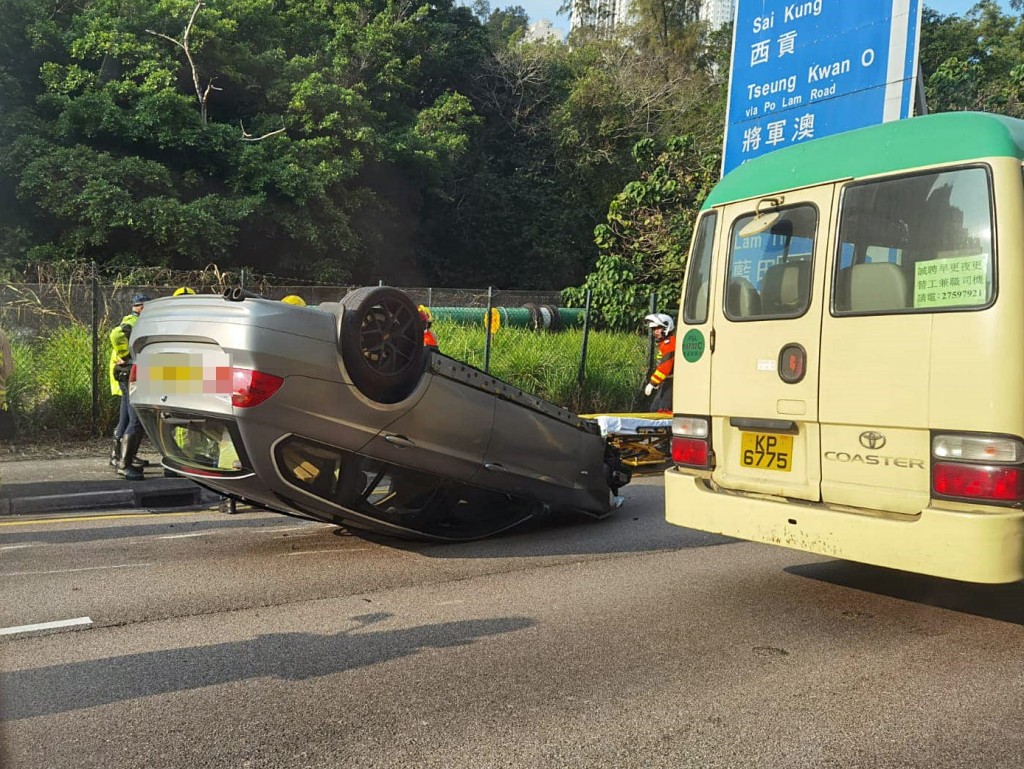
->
[[129, 287, 630, 541]]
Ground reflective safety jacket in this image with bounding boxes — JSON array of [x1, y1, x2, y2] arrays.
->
[[0, 327, 12, 410], [109, 312, 139, 396], [649, 335, 676, 388]]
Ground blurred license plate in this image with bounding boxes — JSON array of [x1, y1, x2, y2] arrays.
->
[[136, 352, 232, 395], [740, 432, 792, 472]]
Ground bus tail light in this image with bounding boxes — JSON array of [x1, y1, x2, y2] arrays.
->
[[932, 433, 1024, 504], [672, 416, 712, 470]]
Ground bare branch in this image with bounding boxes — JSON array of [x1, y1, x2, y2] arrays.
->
[[146, 1, 215, 124], [240, 122, 287, 142], [145, 29, 184, 49]]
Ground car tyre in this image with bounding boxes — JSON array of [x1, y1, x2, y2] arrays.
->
[[340, 286, 426, 404]]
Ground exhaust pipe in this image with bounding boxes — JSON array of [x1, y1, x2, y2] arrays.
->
[[223, 287, 263, 302]]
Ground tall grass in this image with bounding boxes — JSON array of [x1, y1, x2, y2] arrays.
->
[[7, 324, 119, 437], [2, 320, 650, 439], [433, 320, 648, 413]]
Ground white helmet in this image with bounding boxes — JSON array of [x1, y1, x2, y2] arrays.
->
[[644, 312, 674, 334]]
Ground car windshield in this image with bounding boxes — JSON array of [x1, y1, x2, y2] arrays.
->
[[149, 413, 247, 474]]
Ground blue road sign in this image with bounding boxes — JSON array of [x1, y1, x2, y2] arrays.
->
[[722, 0, 922, 175]]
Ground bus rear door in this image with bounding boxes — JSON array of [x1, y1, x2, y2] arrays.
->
[[709, 188, 835, 503]]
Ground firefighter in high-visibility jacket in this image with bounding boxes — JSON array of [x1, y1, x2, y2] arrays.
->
[[109, 293, 150, 480], [643, 313, 675, 414], [419, 305, 439, 351]]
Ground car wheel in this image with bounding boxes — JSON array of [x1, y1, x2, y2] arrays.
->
[[340, 286, 426, 404]]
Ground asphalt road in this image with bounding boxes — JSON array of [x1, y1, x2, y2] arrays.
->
[[2, 475, 1024, 769]]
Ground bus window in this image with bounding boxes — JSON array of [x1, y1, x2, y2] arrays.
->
[[834, 167, 994, 314], [683, 212, 717, 325], [725, 205, 817, 321]]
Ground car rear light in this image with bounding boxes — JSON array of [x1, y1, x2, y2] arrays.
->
[[933, 463, 1024, 503], [932, 434, 1024, 463], [129, 364, 137, 383], [231, 368, 284, 408], [672, 416, 712, 469], [932, 432, 1024, 504]]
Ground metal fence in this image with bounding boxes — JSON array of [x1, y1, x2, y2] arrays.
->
[[1, 278, 663, 438]]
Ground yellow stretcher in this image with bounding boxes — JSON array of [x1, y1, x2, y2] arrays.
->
[[581, 413, 673, 472]]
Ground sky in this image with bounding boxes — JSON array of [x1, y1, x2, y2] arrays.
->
[[508, 1, 1011, 40]]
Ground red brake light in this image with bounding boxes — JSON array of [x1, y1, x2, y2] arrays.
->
[[933, 462, 1024, 503], [231, 368, 284, 408], [129, 364, 137, 383], [672, 437, 709, 468], [779, 344, 806, 384]]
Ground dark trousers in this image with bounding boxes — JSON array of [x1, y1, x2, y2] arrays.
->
[[651, 379, 673, 413], [114, 380, 141, 438]]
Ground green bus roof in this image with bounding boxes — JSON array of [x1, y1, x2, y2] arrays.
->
[[704, 111, 1024, 209]]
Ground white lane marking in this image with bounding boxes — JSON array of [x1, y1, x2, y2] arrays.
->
[[158, 532, 213, 540], [2, 563, 153, 577], [268, 525, 322, 533], [283, 547, 370, 556], [0, 544, 36, 551], [0, 616, 93, 636]]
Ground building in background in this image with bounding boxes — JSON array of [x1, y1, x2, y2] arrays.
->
[[569, 0, 630, 36], [699, 0, 735, 30], [570, 0, 734, 36], [524, 19, 562, 43]]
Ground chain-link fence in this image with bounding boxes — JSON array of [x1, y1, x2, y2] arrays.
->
[[1, 276, 665, 440]]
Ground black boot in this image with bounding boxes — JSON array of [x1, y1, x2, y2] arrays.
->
[[110, 437, 122, 469], [118, 433, 145, 481]]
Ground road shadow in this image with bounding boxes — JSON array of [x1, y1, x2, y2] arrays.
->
[[0, 612, 533, 720], [342, 506, 736, 560], [786, 560, 1024, 626]]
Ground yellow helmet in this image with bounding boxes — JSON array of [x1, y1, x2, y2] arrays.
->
[[282, 294, 307, 306], [418, 305, 433, 323], [173, 286, 196, 296]]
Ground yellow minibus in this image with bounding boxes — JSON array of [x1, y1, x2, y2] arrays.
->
[[667, 111, 1024, 583]]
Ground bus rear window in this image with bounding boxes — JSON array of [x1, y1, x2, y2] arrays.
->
[[725, 205, 817, 321], [833, 166, 994, 315]]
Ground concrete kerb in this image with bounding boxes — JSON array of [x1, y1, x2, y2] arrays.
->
[[0, 456, 222, 516]]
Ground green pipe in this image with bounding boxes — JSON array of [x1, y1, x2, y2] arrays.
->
[[429, 306, 584, 331]]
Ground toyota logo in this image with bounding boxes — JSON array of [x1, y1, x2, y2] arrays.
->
[[859, 431, 886, 450]]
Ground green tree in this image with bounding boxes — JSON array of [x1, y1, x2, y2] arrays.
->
[[564, 134, 718, 330], [921, 2, 1024, 116], [472, 0, 530, 49], [0, 0, 489, 281]]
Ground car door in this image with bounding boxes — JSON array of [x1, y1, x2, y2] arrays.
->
[[472, 399, 608, 513], [709, 187, 835, 502], [360, 363, 495, 482]]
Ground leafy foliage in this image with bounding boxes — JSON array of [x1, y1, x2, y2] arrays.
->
[[0, 0, 489, 281], [922, 2, 1024, 115], [4, 0, 1024, 302], [564, 134, 718, 330]]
